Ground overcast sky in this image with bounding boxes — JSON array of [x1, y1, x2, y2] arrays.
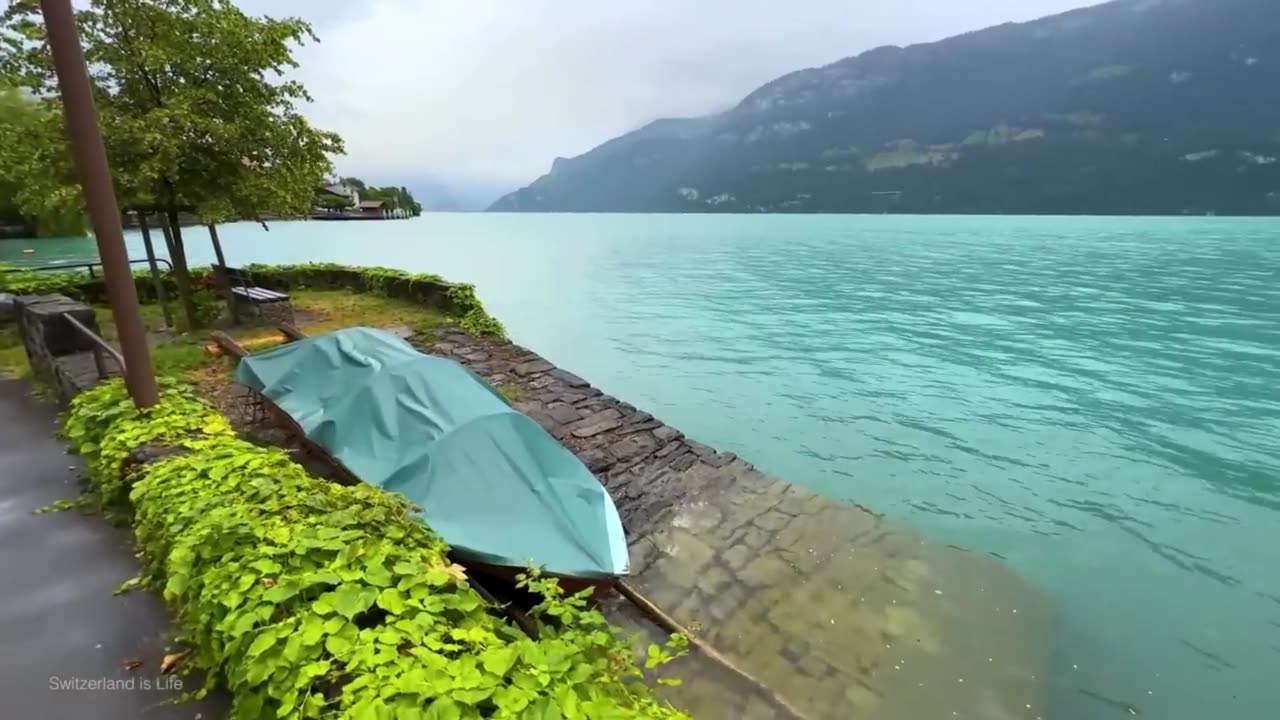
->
[[240, 0, 1098, 187]]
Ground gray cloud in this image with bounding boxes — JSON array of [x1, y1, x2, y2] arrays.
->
[[240, 0, 1097, 185]]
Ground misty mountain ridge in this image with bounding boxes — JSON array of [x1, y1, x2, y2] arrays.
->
[[397, 175, 513, 212], [491, 0, 1280, 215]]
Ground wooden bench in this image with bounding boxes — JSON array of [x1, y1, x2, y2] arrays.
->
[[212, 264, 293, 324]]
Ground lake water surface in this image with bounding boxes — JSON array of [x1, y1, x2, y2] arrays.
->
[[4, 214, 1278, 719]]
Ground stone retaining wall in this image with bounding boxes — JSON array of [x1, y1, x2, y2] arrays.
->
[[425, 331, 749, 539], [416, 328, 1053, 720], [0, 292, 15, 323], [13, 294, 115, 401]]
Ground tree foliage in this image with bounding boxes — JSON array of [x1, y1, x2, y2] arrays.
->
[[0, 84, 84, 235], [341, 176, 422, 216], [0, 0, 345, 327]]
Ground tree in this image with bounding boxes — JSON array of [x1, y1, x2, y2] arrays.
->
[[1, 0, 344, 329], [0, 85, 84, 236], [339, 176, 367, 195], [397, 186, 422, 216], [314, 191, 352, 211], [339, 177, 422, 216]]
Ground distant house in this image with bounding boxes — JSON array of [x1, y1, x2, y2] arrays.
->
[[358, 200, 386, 218], [316, 182, 359, 209]]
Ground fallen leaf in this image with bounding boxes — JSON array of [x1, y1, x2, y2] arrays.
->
[[123, 656, 144, 671], [445, 563, 468, 583], [114, 576, 143, 595], [160, 651, 188, 675]]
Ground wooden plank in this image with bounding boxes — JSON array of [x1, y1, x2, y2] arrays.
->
[[278, 323, 307, 342], [209, 331, 248, 359], [231, 286, 288, 303]]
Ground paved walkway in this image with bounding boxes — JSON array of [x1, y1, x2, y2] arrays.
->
[[0, 379, 226, 719]]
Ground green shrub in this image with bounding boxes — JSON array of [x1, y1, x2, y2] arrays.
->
[[65, 379, 688, 719], [3, 262, 507, 340], [0, 263, 89, 296], [246, 263, 506, 339], [191, 288, 224, 327]]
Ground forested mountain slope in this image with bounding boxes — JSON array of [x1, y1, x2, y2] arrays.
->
[[491, 0, 1280, 215]]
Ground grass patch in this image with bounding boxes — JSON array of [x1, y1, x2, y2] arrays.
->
[[290, 289, 449, 337], [497, 383, 527, 403], [95, 305, 220, 379]]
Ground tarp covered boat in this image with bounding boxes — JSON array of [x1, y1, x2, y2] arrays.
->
[[233, 327, 628, 579]]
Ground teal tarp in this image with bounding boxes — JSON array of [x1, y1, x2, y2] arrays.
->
[[234, 327, 628, 578]]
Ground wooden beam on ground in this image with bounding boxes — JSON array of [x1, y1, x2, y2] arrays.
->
[[467, 577, 540, 639], [613, 580, 812, 720], [209, 331, 248, 360], [278, 322, 307, 342]]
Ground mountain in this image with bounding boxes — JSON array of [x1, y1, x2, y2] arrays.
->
[[404, 176, 514, 212], [490, 0, 1280, 216]]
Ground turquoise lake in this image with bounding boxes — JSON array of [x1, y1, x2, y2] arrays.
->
[[4, 214, 1278, 719]]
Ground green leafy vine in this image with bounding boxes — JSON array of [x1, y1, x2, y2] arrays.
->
[[65, 379, 689, 719], [446, 284, 506, 339]]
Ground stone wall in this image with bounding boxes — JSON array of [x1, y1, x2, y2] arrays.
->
[[416, 328, 1054, 720], [14, 294, 116, 402], [0, 293, 15, 325]]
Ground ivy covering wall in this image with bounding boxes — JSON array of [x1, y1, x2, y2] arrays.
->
[[64, 379, 688, 719]]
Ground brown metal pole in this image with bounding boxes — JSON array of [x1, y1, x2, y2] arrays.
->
[[137, 212, 173, 329], [208, 224, 238, 324], [41, 0, 158, 407]]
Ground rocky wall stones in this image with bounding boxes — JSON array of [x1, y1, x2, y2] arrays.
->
[[0, 292, 16, 323], [418, 328, 755, 537], [14, 294, 115, 402], [414, 327, 1053, 720], [15, 295, 92, 379]]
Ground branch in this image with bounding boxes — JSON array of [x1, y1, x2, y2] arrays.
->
[[111, 7, 164, 108]]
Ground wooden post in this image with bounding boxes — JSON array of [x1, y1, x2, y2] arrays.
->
[[40, 0, 157, 407], [207, 224, 238, 324], [136, 212, 173, 329]]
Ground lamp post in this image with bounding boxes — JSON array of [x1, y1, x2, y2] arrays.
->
[[40, 0, 158, 407]]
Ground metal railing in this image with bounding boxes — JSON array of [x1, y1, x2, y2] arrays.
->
[[0, 257, 173, 277], [62, 312, 125, 380]]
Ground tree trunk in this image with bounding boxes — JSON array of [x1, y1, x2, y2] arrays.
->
[[164, 204, 199, 331]]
